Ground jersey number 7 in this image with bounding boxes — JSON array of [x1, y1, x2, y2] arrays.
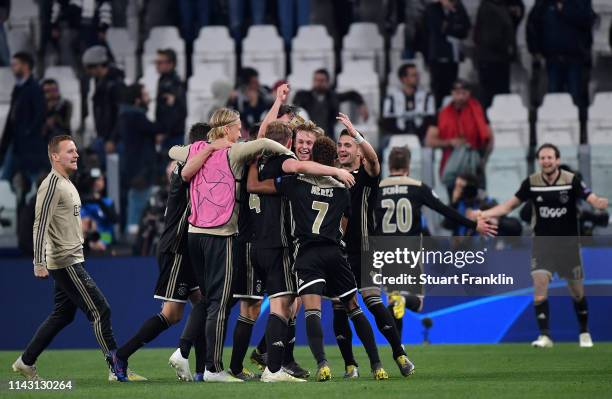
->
[[311, 201, 329, 234]]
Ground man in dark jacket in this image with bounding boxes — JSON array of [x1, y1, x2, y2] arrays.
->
[[527, 0, 594, 117], [0, 52, 47, 202], [155, 48, 187, 151], [293, 68, 368, 138], [474, 0, 524, 109], [115, 83, 161, 232], [422, 0, 471, 108], [82, 45, 125, 159]]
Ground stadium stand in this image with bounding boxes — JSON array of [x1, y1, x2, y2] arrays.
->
[[291, 25, 335, 81], [0, 67, 13, 103], [193, 26, 236, 86], [241, 25, 286, 87], [106, 28, 138, 84], [589, 92, 612, 210], [536, 93, 580, 168], [486, 94, 529, 203], [186, 63, 230, 130], [341, 22, 384, 81], [336, 60, 379, 144]]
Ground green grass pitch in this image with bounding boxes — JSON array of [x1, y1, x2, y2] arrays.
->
[[2, 344, 612, 399]]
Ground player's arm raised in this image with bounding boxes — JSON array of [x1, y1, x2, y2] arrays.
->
[[336, 112, 380, 177], [281, 158, 355, 188], [247, 161, 276, 195], [257, 83, 290, 139]]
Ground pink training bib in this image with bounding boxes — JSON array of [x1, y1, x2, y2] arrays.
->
[[187, 141, 236, 228]]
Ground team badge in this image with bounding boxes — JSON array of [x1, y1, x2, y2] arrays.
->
[[559, 191, 569, 204]]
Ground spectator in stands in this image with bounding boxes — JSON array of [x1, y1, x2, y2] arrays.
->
[[115, 83, 161, 233], [155, 48, 187, 150], [527, 0, 595, 128], [50, 0, 113, 54], [381, 63, 437, 143], [0, 0, 9, 66], [178, 0, 219, 53], [41, 78, 73, 138], [293, 68, 368, 138], [422, 0, 471, 108], [474, 0, 524, 109], [82, 45, 125, 158], [425, 80, 492, 193], [277, 0, 311, 49], [78, 167, 118, 246], [228, 0, 266, 44], [311, 0, 354, 54], [402, 0, 429, 58], [0, 52, 46, 205], [227, 67, 272, 133]]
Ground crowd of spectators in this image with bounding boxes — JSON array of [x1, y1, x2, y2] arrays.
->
[[0, 0, 611, 252]]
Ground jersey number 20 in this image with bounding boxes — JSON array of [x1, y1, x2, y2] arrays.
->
[[381, 198, 413, 233]]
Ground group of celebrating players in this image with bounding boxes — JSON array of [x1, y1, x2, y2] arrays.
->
[[12, 82, 608, 383]]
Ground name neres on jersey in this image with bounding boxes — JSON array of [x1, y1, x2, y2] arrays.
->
[[311, 186, 334, 198]]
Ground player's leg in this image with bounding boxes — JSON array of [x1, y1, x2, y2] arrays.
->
[[230, 241, 265, 377], [531, 271, 553, 348], [258, 247, 305, 382], [117, 304, 177, 363], [301, 293, 330, 381], [200, 235, 242, 381], [567, 279, 592, 347], [283, 295, 301, 367], [275, 247, 308, 378], [332, 252, 362, 376], [15, 281, 77, 380], [50, 263, 127, 381], [362, 288, 405, 357], [331, 298, 358, 376], [174, 292, 207, 381], [118, 249, 191, 366], [340, 293, 387, 377], [362, 287, 415, 376], [229, 299, 262, 378], [295, 245, 331, 381], [331, 251, 391, 380]]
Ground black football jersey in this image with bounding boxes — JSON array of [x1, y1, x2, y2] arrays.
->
[[373, 175, 476, 236], [237, 163, 254, 242], [345, 165, 379, 253], [158, 162, 190, 254], [275, 174, 351, 246], [515, 170, 591, 236], [249, 154, 292, 248]]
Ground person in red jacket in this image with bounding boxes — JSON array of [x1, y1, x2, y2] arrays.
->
[[425, 80, 493, 195]]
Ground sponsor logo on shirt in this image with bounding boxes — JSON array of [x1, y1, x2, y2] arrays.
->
[[539, 206, 567, 218]]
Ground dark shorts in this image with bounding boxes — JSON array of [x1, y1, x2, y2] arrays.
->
[[251, 246, 297, 298], [531, 239, 584, 281], [294, 243, 358, 301], [233, 241, 265, 300], [154, 251, 199, 303]]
